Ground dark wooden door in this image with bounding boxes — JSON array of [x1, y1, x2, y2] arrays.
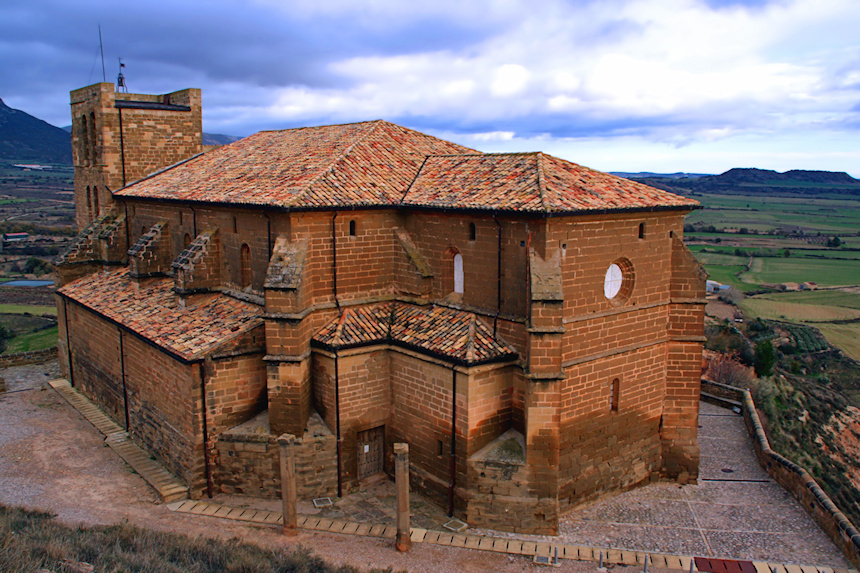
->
[[357, 426, 384, 480]]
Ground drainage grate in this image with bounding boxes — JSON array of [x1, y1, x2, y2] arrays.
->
[[312, 497, 333, 508], [443, 518, 468, 532]]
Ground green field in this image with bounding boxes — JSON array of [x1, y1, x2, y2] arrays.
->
[[753, 290, 860, 310], [4, 326, 57, 354], [0, 304, 56, 316], [739, 288, 860, 360], [739, 257, 860, 287], [685, 193, 860, 235]]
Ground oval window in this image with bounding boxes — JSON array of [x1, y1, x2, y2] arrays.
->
[[604, 263, 623, 299]]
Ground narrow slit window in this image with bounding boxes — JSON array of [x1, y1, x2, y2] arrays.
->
[[453, 253, 464, 294], [240, 244, 252, 288], [469, 222, 476, 241], [610, 378, 620, 412], [232, 216, 237, 233], [349, 220, 356, 236], [638, 223, 645, 239], [92, 186, 98, 216]]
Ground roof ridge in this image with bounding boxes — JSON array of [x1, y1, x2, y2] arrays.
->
[[334, 307, 351, 343], [257, 119, 383, 134], [426, 151, 539, 159], [290, 121, 383, 203], [466, 314, 476, 362], [399, 155, 430, 204], [536, 152, 551, 212]]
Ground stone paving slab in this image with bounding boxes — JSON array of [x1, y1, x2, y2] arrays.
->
[[47, 377, 856, 572]]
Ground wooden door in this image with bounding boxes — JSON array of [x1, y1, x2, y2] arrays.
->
[[357, 426, 384, 480]]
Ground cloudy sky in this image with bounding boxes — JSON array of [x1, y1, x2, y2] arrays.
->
[[2, 0, 859, 176]]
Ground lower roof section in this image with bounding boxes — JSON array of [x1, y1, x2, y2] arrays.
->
[[312, 302, 517, 366], [58, 268, 263, 362]]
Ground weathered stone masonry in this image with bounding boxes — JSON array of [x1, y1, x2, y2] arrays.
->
[[56, 83, 706, 534]]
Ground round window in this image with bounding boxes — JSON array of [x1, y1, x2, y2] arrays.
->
[[604, 258, 634, 305], [604, 263, 623, 299]]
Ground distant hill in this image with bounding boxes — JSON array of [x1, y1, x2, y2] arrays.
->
[[0, 99, 72, 164], [626, 168, 860, 196], [64, 126, 241, 148], [203, 133, 241, 146], [611, 171, 711, 180]]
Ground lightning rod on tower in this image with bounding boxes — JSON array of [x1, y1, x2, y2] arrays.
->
[[117, 59, 128, 93]]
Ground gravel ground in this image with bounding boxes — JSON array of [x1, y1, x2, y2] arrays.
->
[[0, 361, 667, 573]]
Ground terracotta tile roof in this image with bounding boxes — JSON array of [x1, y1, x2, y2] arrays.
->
[[313, 302, 517, 365], [115, 120, 473, 208], [58, 268, 263, 362], [115, 120, 696, 213], [402, 152, 699, 213]]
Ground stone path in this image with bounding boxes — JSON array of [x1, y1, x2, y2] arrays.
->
[[46, 378, 856, 571], [48, 379, 188, 502]]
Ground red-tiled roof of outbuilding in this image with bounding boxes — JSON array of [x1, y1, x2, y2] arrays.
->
[[58, 268, 263, 362], [115, 120, 697, 214], [313, 302, 517, 366]]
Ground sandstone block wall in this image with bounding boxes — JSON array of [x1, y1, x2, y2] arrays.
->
[[70, 83, 202, 229], [216, 413, 337, 499]]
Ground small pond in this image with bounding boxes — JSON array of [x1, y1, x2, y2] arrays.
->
[[2, 280, 55, 287]]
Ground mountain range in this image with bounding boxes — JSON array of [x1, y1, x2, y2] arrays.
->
[[2, 100, 858, 196], [0, 98, 73, 164]]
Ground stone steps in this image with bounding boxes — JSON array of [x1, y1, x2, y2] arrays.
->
[[48, 379, 189, 503]]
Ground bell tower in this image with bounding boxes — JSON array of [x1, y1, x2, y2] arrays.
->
[[69, 82, 202, 229]]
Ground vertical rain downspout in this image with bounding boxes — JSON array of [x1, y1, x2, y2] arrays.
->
[[62, 298, 75, 388], [332, 212, 343, 496], [118, 108, 126, 187], [118, 328, 129, 431], [191, 206, 197, 237], [493, 214, 502, 337], [335, 352, 342, 498], [199, 362, 213, 498], [448, 366, 457, 517]]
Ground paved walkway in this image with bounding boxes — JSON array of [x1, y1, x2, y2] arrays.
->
[[47, 378, 855, 571]]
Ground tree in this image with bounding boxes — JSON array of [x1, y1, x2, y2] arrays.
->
[[783, 249, 791, 257], [827, 236, 841, 248], [754, 340, 776, 377]]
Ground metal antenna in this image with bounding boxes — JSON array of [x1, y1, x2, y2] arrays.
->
[[98, 25, 106, 82], [117, 58, 128, 93]]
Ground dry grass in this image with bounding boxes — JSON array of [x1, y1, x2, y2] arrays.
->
[[814, 323, 860, 361], [740, 298, 860, 322], [0, 504, 393, 573]]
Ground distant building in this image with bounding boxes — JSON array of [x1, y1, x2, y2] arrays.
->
[[706, 280, 731, 294], [3, 232, 29, 243], [801, 282, 818, 291]]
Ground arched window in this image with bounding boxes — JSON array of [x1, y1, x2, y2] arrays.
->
[[610, 378, 620, 412], [638, 223, 645, 239], [92, 186, 98, 216], [453, 253, 464, 294], [349, 220, 356, 237], [184, 233, 192, 249], [469, 222, 476, 241], [85, 186, 91, 216], [240, 244, 252, 288], [232, 216, 237, 233]]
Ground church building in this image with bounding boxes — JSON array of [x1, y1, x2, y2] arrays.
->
[[56, 82, 706, 534]]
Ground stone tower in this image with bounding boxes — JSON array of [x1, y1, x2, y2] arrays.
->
[[69, 83, 202, 230]]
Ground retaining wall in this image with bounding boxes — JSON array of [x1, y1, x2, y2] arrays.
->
[[701, 378, 860, 568], [0, 347, 57, 368]]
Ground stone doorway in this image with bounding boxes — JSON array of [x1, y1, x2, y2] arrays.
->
[[357, 425, 384, 480]]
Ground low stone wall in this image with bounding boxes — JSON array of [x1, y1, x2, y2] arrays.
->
[[700, 378, 860, 568], [465, 458, 557, 535], [0, 347, 57, 368], [216, 412, 338, 500], [0, 376, 5, 393]]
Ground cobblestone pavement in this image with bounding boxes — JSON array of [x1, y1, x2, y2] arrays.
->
[[218, 401, 851, 568]]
